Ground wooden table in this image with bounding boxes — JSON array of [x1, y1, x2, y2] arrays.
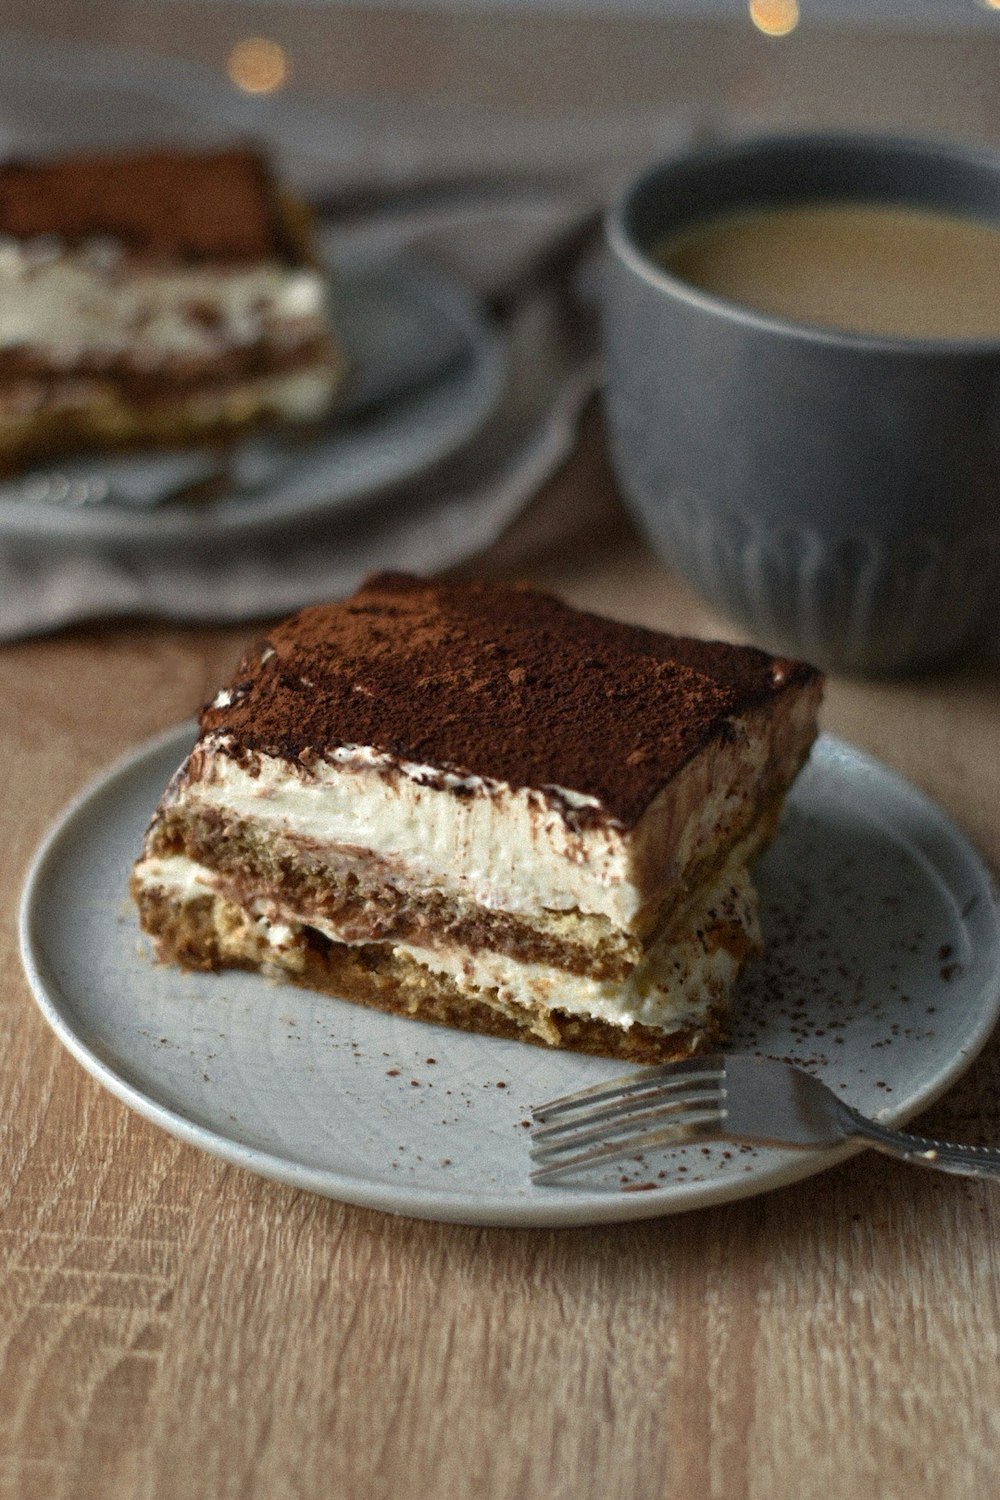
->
[[4, 12, 1000, 1498], [3, 408, 1000, 1500]]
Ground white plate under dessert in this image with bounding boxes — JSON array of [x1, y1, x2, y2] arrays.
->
[[20, 726, 1000, 1228]]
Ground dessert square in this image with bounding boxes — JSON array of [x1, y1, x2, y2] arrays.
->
[[0, 146, 345, 471], [132, 574, 823, 1061]]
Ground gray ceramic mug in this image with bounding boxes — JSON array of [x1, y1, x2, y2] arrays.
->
[[601, 133, 1000, 674]]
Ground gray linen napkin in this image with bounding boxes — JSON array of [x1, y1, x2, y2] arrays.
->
[[0, 32, 695, 639]]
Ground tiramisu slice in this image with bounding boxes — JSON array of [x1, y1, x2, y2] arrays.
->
[[132, 574, 823, 1061], [0, 146, 345, 471]]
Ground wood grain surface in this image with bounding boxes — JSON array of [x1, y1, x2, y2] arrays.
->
[[3, 12, 1000, 1497]]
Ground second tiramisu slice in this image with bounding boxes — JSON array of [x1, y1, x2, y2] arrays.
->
[[0, 146, 345, 471]]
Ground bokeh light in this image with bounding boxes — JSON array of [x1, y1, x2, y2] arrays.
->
[[749, 0, 800, 37], [227, 38, 289, 95]]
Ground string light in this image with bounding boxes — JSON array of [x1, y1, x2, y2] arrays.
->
[[227, 38, 289, 95], [749, 0, 800, 37]]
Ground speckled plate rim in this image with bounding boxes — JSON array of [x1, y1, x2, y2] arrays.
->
[[18, 723, 1000, 1228]]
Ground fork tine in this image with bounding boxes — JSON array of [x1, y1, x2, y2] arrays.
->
[[531, 1054, 725, 1122], [530, 1111, 722, 1182], [531, 1076, 723, 1143], [531, 1101, 723, 1164]]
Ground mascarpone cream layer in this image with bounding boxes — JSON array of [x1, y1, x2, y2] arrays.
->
[[0, 364, 339, 429], [161, 707, 792, 930], [177, 365, 338, 422], [0, 236, 327, 362], [393, 862, 758, 1032], [135, 851, 760, 1033]]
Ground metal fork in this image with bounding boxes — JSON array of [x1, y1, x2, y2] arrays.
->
[[529, 1053, 1000, 1184]]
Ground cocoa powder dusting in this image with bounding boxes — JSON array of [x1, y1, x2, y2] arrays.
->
[[200, 574, 820, 826], [0, 148, 289, 262]]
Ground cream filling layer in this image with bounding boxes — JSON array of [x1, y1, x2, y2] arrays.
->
[[389, 866, 759, 1032], [0, 364, 340, 428], [134, 851, 761, 1033], [180, 365, 339, 422], [0, 237, 328, 362], [165, 720, 779, 930]]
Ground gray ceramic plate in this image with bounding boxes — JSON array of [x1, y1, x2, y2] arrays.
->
[[19, 726, 1000, 1227]]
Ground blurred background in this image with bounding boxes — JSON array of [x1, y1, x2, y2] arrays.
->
[[10, 1, 1000, 148], [2, 1, 999, 644]]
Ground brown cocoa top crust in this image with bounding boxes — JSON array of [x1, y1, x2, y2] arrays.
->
[[201, 573, 821, 826], [0, 148, 291, 262]]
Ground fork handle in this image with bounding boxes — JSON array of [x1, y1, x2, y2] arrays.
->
[[844, 1111, 1000, 1182]]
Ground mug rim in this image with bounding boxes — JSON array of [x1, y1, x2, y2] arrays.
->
[[606, 130, 1000, 358]]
